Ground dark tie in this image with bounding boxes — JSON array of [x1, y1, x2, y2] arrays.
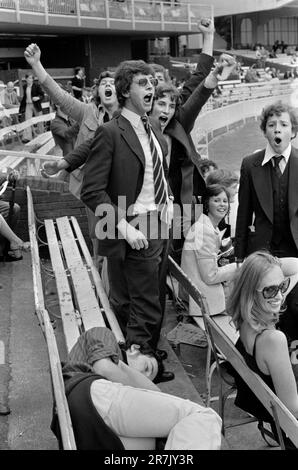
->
[[141, 116, 168, 220], [103, 112, 110, 123], [273, 155, 283, 178]]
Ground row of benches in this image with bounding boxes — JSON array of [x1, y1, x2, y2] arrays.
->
[[26, 182, 298, 449]]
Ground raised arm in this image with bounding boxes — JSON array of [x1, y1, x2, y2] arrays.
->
[[24, 43, 86, 124], [179, 18, 215, 105]]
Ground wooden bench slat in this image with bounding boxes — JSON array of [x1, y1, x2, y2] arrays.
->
[[70, 216, 125, 344], [24, 130, 53, 149], [55, 217, 106, 333], [27, 186, 77, 450], [42, 308, 77, 450], [45, 219, 81, 351], [27, 186, 46, 327]]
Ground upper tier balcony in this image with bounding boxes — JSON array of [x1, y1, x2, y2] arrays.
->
[[0, 0, 213, 36]]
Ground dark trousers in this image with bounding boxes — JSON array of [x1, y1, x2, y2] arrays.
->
[[107, 213, 167, 355]]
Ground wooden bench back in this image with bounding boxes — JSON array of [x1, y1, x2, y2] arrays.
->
[[27, 186, 76, 450], [168, 255, 298, 449]]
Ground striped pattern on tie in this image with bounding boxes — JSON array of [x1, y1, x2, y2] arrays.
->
[[141, 116, 168, 219]]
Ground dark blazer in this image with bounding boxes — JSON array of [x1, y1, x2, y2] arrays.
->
[[166, 78, 214, 206], [65, 53, 214, 204], [19, 82, 45, 114], [80, 114, 168, 259], [234, 147, 298, 260]]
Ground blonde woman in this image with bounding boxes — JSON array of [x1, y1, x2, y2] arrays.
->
[[227, 251, 298, 447]]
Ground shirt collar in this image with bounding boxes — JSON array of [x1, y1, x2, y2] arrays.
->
[[262, 142, 291, 166], [121, 107, 143, 130]]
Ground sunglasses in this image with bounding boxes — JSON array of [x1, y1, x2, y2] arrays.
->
[[257, 277, 290, 299], [134, 77, 158, 87]]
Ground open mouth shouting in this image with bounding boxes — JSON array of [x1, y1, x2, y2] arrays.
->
[[144, 93, 153, 104], [159, 115, 169, 127], [105, 89, 113, 98], [274, 137, 282, 145]]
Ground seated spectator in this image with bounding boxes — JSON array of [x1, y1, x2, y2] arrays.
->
[[0, 101, 12, 128], [227, 251, 298, 447], [206, 168, 239, 240], [181, 184, 237, 317], [0, 213, 30, 261], [0, 81, 19, 109], [0, 172, 23, 261], [51, 326, 222, 450], [197, 159, 218, 181], [244, 64, 260, 83]]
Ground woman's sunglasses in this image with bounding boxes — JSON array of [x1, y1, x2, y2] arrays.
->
[[257, 277, 290, 299], [134, 77, 158, 87]]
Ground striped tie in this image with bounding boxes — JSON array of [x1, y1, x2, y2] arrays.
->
[[141, 116, 168, 220]]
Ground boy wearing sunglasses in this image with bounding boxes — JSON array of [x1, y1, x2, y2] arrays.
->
[[80, 59, 174, 383], [235, 101, 298, 342]]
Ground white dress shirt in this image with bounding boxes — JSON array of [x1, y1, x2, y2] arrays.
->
[[262, 142, 291, 174], [121, 107, 164, 215]]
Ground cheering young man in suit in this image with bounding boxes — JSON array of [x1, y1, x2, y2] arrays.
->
[[235, 100, 298, 340], [81, 60, 174, 383]]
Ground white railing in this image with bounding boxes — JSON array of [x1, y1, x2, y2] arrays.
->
[[199, 78, 293, 115], [0, 0, 213, 31]]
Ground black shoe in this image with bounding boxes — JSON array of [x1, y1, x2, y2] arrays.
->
[[155, 349, 168, 361], [153, 360, 175, 384], [154, 369, 175, 384], [0, 403, 10, 416]]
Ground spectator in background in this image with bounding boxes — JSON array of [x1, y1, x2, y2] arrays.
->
[[0, 81, 20, 125], [244, 64, 260, 83], [71, 67, 85, 100], [19, 73, 44, 143], [260, 46, 269, 69], [50, 103, 79, 156], [0, 81, 19, 109], [197, 159, 218, 181], [91, 77, 99, 94], [149, 63, 171, 84], [65, 80, 73, 95], [255, 45, 262, 68]]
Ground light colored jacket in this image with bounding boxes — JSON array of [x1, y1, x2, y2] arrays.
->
[[41, 74, 105, 197], [181, 214, 237, 316]]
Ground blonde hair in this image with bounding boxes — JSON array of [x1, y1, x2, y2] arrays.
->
[[226, 251, 282, 332]]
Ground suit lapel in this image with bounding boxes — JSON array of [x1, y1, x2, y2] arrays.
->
[[251, 151, 274, 223], [117, 115, 145, 167], [288, 148, 298, 221]]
